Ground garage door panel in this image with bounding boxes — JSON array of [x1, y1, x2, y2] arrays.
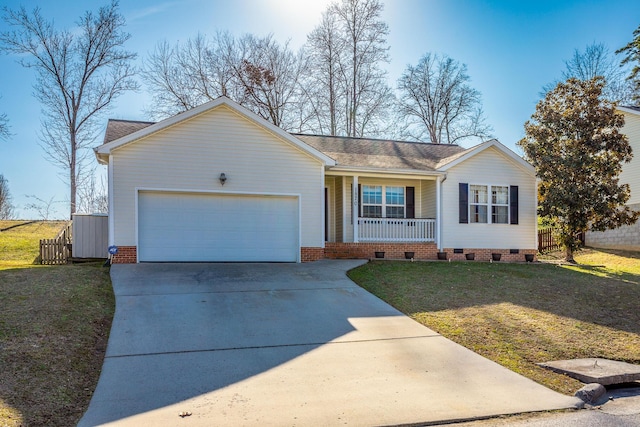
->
[[138, 192, 298, 262]]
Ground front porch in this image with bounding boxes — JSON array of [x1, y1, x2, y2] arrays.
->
[[324, 174, 441, 246], [357, 218, 436, 242]]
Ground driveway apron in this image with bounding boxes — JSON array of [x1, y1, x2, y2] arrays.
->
[[78, 260, 581, 426]]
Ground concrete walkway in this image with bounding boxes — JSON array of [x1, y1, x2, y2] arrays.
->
[[78, 261, 581, 426]]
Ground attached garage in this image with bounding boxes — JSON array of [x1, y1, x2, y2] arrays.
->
[[97, 97, 335, 264], [137, 191, 300, 262]]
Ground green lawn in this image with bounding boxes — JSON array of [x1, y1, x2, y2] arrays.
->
[[348, 248, 640, 395], [0, 221, 115, 427]]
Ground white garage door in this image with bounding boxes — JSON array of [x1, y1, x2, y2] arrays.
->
[[138, 192, 299, 262]]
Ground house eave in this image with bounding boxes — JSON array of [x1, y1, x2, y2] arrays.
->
[[326, 165, 445, 179], [617, 106, 640, 116]]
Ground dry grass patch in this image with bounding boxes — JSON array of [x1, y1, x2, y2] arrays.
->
[[0, 220, 67, 269], [0, 221, 114, 426], [348, 250, 640, 395]]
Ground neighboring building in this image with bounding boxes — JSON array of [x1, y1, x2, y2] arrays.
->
[[586, 106, 640, 250], [95, 96, 537, 263]]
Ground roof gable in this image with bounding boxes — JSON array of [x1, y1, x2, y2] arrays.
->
[[96, 97, 336, 166], [437, 139, 535, 175]]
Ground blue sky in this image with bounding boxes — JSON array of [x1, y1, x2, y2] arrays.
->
[[1, 0, 639, 219]]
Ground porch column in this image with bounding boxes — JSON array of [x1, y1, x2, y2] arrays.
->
[[353, 175, 359, 243], [436, 176, 442, 250]]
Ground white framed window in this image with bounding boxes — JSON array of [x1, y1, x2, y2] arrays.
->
[[362, 185, 382, 218], [491, 186, 509, 224], [469, 185, 488, 223], [385, 186, 405, 218], [362, 185, 405, 218], [469, 184, 508, 224]]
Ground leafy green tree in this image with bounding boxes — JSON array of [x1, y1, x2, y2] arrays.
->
[[617, 25, 640, 103], [519, 77, 638, 262]]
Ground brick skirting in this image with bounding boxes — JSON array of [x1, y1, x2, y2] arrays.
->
[[324, 242, 438, 260], [301, 247, 325, 262], [111, 246, 137, 263], [441, 248, 537, 262], [107, 244, 536, 263]]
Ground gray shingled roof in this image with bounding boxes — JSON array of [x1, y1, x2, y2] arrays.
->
[[295, 134, 467, 171], [103, 119, 155, 144], [621, 105, 640, 112], [102, 119, 468, 172]]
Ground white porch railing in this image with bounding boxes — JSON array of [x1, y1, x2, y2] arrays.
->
[[357, 218, 436, 242]]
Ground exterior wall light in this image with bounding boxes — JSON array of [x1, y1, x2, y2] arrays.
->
[[219, 172, 227, 186]]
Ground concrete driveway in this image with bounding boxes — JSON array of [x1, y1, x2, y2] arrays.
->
[[79, 260, 581, 426]]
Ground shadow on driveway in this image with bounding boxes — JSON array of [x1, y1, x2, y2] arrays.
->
[[79, 261, 581, 426]]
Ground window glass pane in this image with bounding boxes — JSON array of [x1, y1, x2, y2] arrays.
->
[[363, 185, 382, 205], [385, 186, 404, 205], [470, 205, 488, 223], [386, 206, 405, 218], [470, 185, 487, 203], [362, 205, 382, 218], [492, 186, 509, 205], [492, 206, 508, 224]]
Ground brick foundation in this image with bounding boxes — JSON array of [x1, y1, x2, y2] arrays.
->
[[111, 246, 137, 263], [301, 247, 325, 262], [107, 244, 536, 263], [441, 248, 537, 262], [324, 242, 438, 260]]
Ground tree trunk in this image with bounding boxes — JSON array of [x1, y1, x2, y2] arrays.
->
[[564, 246, 576, 264], [70, 132, 77, 219]]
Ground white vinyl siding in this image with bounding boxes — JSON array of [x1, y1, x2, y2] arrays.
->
[[111, 105, 323, 249], [619, 111, 640, 205], [442, 147, 536, 249], [420, 180, 437, 218]]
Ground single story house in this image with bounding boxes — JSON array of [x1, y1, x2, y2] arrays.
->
[[95, 96, 537, 263], [586, 106, 640, 250]]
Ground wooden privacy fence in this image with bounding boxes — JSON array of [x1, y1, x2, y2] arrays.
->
[[538, 228, 585, 253], [40, 222, 72, 265]]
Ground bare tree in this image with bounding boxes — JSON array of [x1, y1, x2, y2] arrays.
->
[[0, 112, 8, 141], [77, 173, 108, 213], [0, 1, 138, 218], [617, 25, 640, 103], [230, 34, 308, 131], [0, 174, 15, 219], [544, 43, 633, 103], [142, 31, 241, 119], [25, 195, 62, 221], [143, 32, 308, 131], [397, 53, 492, 144], [303, 10, 345, 135], [0, 95, 9, 141], [304, 0, 392, 137]]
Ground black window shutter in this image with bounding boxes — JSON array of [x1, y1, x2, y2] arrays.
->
[[358, 183, 361, 218], [459, 183, 468, 223], [510, 185, 519, 225], [406, 186, 415, 218]]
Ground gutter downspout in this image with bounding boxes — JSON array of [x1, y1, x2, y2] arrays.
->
[[353, 175, 359, 243], [436, 174, 446, 251], [108, 155, 115, 247]]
